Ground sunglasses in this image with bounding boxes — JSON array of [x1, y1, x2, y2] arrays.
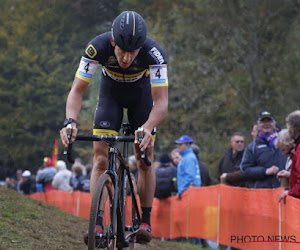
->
[[235, 140, 244, 143]]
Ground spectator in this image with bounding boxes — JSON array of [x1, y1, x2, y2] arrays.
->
[[74, 157, 87, 175], [126, 155, 139, 196], [70, 162, 86, 192], [0, 166, 16, 185], [35, 167, 44, 192], [20, 170, 36, 195], [52, 160, 72, 192], [80, 163, 92, 193], [175, 135, 201, 199], [15, 169, 23, 193], [85, 163, 93, 178], [219, 132, 246, 187], [275, 129, 294, 190], [191, 144, 212, 187], [154, 153, 177, 199], [170, 148, 182, 167], [128, 155, 138, 184], [240, 111, 286, 189], [251, 123, 258, 141], [5, 177, 16, 190], [36, 157, 57, 192], [279, 110, 300, 202]]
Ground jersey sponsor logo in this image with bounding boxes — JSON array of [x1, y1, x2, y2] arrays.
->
[[85, 44, 97, 58], [102, 67, 147, 82], [149, 47, 164, 64], [100, 121, 110, 128]]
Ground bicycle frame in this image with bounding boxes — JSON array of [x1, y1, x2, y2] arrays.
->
[[67, 132, 143, 249]]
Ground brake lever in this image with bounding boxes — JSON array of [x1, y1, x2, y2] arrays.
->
[[63, 124, 75, 163]]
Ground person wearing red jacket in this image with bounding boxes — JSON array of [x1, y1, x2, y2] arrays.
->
[[279, 110, 300, 203]]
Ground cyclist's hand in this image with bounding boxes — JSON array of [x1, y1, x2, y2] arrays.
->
[[135, 127, 153, 151], [60, 126, 78, 148]]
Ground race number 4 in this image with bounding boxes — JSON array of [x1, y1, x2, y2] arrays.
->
[[150, 64, 168, 86], [75, 56, 98, 83]]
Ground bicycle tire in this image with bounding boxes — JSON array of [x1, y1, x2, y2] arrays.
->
[[118, 171, 140, 250], [116, 167, 127, 250], [88, 173, 115, 250], [127, 173, 139, 250]]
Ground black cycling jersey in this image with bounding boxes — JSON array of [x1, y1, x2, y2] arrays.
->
[[75, 32, 168, 135]]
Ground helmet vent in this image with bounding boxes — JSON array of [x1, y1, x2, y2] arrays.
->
[[112, 11, 147, 51], [120, 14, 125, 30], [137, 17, 143, 32]]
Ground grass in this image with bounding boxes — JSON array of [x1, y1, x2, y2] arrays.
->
[[0, 186, 212, 249]]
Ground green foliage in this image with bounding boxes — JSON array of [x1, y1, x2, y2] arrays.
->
[[120, 0, 300, 174], [0, 0, 299, 178], [0, 0, 119, 169]]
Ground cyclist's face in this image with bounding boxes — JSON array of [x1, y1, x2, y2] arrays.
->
[[113, 45, 140, 69]]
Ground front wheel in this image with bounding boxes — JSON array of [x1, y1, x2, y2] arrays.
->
[[88, 173, 115, 250]]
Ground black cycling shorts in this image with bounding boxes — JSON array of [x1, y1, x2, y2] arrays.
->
[[93, 74, 153, 135]]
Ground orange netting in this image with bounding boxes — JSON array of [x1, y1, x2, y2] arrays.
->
[[29, 184, 300, 249]]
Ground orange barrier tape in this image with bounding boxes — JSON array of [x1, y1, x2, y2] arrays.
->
[[29, 184, 300, 249]]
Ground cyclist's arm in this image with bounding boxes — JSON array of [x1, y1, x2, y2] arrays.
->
[[66, 77, 89, 122], [138, 85, 168, 151], [60, 77, 89, 147]]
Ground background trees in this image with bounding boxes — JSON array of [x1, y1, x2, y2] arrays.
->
[[0, 0, 299, 176]]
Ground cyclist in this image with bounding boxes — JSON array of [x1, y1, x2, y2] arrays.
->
[[60, 11, 168, 244]]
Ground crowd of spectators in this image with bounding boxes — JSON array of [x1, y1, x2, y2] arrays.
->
[[1, 109, 300, 248], [0, 156, 92, 195]]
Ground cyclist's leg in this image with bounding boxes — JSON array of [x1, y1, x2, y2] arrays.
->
[[128, 77, 155, 208], [134, 144, 155, 208], [90, 76, 123, 231], [90, 141, 109, 197], [91, 76, 123, 196], [128, 78, 154, 242]]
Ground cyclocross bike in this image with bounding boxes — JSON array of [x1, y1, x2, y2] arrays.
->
[[66, 123, 151, 250]]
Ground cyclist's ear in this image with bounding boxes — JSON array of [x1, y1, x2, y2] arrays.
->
[[110, 36, 115, 47]]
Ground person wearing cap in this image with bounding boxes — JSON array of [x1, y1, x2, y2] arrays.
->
[[20, 170, 35, 195], [175, 135, 201, 199], [240, 111, 286, 189], [154, 153, 177, 199], [279, 110, 300, 203], [59, 11, 168, 243]]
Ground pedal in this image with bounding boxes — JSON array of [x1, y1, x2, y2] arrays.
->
[[125, 229, 138, 241]]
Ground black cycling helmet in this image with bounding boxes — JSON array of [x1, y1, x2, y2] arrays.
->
[[112, 11, 147, 52]]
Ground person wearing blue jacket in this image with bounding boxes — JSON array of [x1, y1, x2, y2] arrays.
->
[[240, 111, 287, 188], [175, 135, 201, 199]]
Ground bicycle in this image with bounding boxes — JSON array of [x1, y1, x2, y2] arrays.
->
[[65, 123, 151, 250]]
